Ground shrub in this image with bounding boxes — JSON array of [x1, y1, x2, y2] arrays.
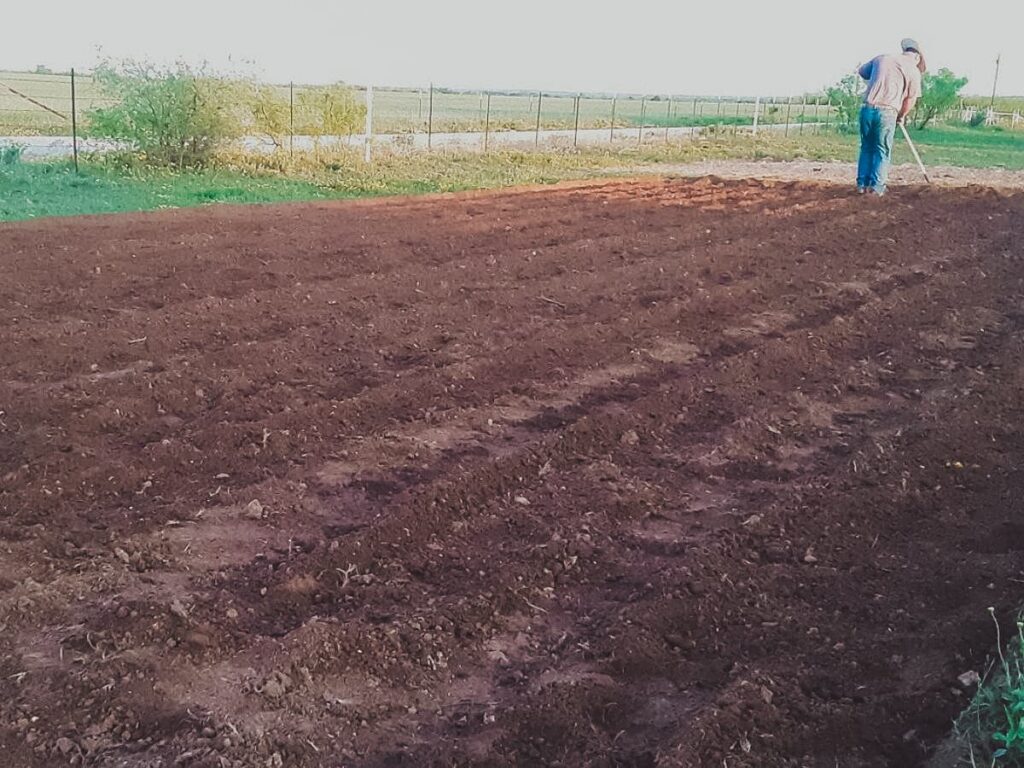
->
[[88, 60, 244, 168], [914, 68, 969, 130], [825, 75, 862, 133], [242, 84, 292, 148], [297, 85, 365, 142]]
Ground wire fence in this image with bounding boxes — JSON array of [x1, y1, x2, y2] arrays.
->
[[1, 68, 1012, 161]]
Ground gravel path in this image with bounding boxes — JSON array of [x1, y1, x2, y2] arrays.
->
[[630, 159, 1024, 190]]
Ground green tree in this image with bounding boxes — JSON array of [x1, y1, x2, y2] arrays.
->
[[88, 60, 243, 167], [825, 75, 863, 133], [913, 68, 968, 129]]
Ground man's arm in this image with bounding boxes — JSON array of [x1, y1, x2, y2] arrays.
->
[[858, 58, 875, 80], [898, 70, 923, 124], [898, 95, 918, 124]]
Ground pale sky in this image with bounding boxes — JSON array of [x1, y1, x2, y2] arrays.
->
[[6, 1, 1022, 96]]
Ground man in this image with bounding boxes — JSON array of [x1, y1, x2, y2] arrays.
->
[[856, 39, 927, 196]]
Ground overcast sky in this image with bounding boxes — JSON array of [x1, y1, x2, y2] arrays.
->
[[6, 1, 1021, 96]]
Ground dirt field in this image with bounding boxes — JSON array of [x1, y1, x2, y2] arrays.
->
[[1, 177, 1023, 768]]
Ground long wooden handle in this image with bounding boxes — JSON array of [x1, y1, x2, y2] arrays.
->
[[899, 123, 932, 184]]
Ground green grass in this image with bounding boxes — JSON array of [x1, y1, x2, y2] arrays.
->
[[900, 124, 1024, 169], [1, 123, 1021, 223], [0, 162, 332, 220]]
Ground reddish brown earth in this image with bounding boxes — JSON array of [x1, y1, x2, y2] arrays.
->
[[1, 177, 1023, 768]]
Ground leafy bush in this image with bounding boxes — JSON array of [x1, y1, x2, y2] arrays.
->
[[88, 60, 244, 168], [914, 68, 969, 130], [825, 75, 863, 133], [297, 85, 365, 142], [242, 85, 292, 148], [969, 110, 988, 128]]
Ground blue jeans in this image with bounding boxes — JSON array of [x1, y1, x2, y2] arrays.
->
[[857, 105, 897, 193]]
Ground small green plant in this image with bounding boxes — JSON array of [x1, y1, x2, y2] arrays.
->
[[954, 609, 1024, 764], [970, 111, 989, 128], [0, 144, 23, 165]]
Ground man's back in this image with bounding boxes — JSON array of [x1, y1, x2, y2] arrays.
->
[[860, 53, 922, 111]]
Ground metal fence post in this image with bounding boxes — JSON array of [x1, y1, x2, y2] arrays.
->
[[610, 96, 617, 143], [665, 97, 672, 142], [785, 97, 793, 136], [484, 92, 491, 152], [799, 96, 806, 134], [752, 95, 761, 136], [364, 84, 374, 163], [573, 94, 581, 148], [824, 97, 832, 132], [638, 97, 646, 146], [289, 81, 294, 158], [70, 68, 79, 174], [535, 91, 543, 148], [428, 83, 434, 150]]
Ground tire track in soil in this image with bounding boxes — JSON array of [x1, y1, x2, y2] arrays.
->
[[0, 179, 1022, 767]]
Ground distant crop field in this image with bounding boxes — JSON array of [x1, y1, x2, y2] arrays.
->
[[0, 70, 836, 137], [0, 71, 115, 135]]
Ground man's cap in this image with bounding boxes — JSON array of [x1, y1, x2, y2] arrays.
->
[[901, 38, 927, 72]]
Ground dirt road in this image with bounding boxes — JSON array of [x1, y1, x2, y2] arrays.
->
[[1, 178, 1022, 767]]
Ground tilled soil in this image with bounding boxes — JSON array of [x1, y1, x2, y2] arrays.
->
[[1, 177, 1023, 768]]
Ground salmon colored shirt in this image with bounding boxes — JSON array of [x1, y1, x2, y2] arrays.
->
[[859, 53, 922, 112]]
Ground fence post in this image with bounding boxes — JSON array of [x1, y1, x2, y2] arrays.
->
[[535, 91, 543, 148], [289, 81, 294, 158], [665, 97, 672, 142], [364, 84, 374, 163], [610, 96, 617, 143], [824, 97, 832, 132], [573, 94, 581, 148], [638, 96, 646, 146], [70, 68, 79, 174], [734, 98, 741, 135], [799, 96, 806, 134], [484, 92, 491, 152], [785, 97, 793, 136], [428, 83, 434, 150], [752, 95, 761, 136]]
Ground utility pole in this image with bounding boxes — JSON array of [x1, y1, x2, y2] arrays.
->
[[990, 53, 1002, 109]]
